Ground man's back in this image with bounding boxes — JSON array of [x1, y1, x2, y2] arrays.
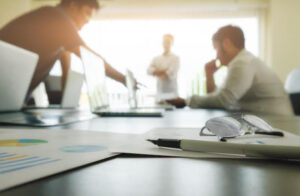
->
[[231, 50, 293, 115]]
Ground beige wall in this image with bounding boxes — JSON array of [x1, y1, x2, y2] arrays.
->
[[267, 0, 300, 82], [0, 0, 31, 28], [31, 0, 58, 10]]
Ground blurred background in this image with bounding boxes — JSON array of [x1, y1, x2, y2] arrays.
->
[[1, 0, 299, 106]]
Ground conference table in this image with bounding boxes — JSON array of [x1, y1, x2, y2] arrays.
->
[[1, 108, 300, 196]]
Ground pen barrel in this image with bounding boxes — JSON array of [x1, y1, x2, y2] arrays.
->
[[180, 140, 244, 155], [181, 140, 300, 159], [245, 144, 300, 159]]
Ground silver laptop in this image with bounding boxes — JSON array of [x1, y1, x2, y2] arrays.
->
[[61, 70, 84, 108], [0, 40, 38, 112], [125, 69, 175, 111], [41, 70, 84, 108], [0, 41, 93, 127], [80, 47, 163, 117]]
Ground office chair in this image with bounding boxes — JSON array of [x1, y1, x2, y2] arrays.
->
[[285, 68, 300, 115]]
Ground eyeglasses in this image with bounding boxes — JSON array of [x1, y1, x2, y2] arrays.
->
[[200, 114, 284, 141]]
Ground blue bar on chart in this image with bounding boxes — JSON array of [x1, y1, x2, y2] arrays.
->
[[0, 152, 60, 175]]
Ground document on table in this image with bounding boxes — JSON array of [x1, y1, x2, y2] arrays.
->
[[111, 128, 246, 159], [0, 128, 135, 191], [111, 127, 300, 159]]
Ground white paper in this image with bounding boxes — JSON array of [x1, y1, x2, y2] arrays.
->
[[0, 128, 135, 191], [112, 127, 300, 159], [111, 128, 246, 159]]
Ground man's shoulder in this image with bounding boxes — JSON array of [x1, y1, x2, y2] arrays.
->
[[22, 6, 60, 17], [2, 5, 65, 27], [152, 53, 179, 62], [230, 50, 255, 67], [34, 6, 70, 21], [152, 55, 163, 61]]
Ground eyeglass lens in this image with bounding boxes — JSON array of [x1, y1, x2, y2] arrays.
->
[[203, 115, 277, 138]]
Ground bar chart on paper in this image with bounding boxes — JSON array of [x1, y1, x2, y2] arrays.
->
[[0, 129, 128, 191], [0, 152, 60, 175]]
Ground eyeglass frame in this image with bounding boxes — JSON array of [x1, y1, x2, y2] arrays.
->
[[200, 114, 284, 140]]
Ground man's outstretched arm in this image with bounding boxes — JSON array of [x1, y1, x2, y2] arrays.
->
[[70, 45, 126, 86]]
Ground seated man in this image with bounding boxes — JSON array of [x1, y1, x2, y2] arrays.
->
[[0, 0, 129, 104], [169, 25, 293, 115], [147, 34, 180, 103]]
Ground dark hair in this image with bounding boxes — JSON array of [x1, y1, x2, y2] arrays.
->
[[212, 25, 245, 49], [60, 0, 100, 10]]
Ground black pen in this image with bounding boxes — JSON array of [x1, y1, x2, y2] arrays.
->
[[147, 139, 300, 159]]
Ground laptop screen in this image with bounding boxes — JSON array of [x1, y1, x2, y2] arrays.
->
[[125, 70, 137, 108], [80, 47, 109, 110], [0, 40, 38, 111]]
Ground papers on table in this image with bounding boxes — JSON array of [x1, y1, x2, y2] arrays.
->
[[0, 128, 135, 191], [111, 128, 245, 159], [111, 127, 300, 159], [2, 126, 299, 191]]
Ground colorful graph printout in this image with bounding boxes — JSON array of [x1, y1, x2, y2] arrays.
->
[[0, 128, 128, 191], [0, 139, 48, 147]]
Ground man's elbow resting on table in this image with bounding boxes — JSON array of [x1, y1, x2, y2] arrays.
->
[[187, 94, 236, 110]]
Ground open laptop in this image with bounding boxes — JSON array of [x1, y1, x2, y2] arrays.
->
[[0, 40, 38, 111], [29, 70, 84, 108], [80, 47, 163, 117], [61, 70, 84, 108], [0, 41, 93, 127], [125, 69, 175, 111]]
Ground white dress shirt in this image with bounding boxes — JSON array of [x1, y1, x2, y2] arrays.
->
[[188, 49, 293, 116], [147, 53, 180, 101]]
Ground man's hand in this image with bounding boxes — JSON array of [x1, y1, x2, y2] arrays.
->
[[80, 45, 127, 87], [136, 81, 147, 90], [205, 60, 219, 75], [166, 97, 186, 108], [205, 59, 219, 93]]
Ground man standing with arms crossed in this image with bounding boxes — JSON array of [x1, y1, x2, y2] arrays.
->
[[147, 34, 180, 104]]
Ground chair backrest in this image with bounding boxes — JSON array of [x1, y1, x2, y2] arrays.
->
[[285, 68, 300, 94], [285, 68, 300, 115]]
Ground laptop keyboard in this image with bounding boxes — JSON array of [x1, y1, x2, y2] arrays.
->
[[0, 110, 94, 126]]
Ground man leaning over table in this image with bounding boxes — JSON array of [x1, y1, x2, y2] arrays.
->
[[0, 0, 131, 103], [167, 25, 293, 116]]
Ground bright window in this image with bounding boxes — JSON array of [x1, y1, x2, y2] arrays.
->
[[80, 17, 259, 97]]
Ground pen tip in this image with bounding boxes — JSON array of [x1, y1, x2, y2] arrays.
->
[[146, 139, 156, 144]]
